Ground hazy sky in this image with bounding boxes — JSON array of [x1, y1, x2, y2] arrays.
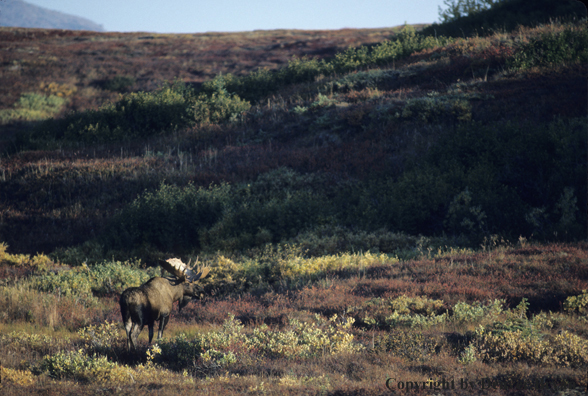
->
[[23, 0, 446, 33]]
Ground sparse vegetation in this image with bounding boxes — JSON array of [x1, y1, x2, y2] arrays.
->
[[0, 2, 587, 394]]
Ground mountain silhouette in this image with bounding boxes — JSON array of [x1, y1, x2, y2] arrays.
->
[[0, 0, 104, 31]]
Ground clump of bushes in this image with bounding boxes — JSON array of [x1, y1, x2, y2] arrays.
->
[[211, 25, 452, 103], [98, 75, 136, 92], [104, 182, 230, 252], [104, 174, 329, 253], [0, 242, 53, 272], [193, 76, 250, 124], [470, 327, 588, 367], [25, 80, 250, 144], [564, 290, 588, 316], [1, 331, 62, 354], [63, 84, 193, 142], [508, 25, 588, 70], [198, 248, 392, 295], [353, 295, 448, 330], [31, 260, 158, 297], [396, 94, 472, 123], [102, 117, 586, 255], [157, 313, 361, 372], [0, 92, 68, 124]]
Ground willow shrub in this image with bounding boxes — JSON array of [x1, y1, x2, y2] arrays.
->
[[157, 313, 361, 372], [508, 24, 588, 70], [104, 176, 329, 253], [30, 260, 159, 297], [26, 80, 249, 145]]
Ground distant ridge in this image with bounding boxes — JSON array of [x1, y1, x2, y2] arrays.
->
[[0, 0, 104, 31]]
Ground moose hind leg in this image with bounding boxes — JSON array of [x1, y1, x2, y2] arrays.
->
[[130, 323, 142, 350], [124, 318, 134, 350]]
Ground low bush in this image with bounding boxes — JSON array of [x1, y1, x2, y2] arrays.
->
[[331, 26, 452, 72], [508, 25, 588, 70], [471, 327, 588, 367], [353, 295, 447, 330], [1, 331, 62, 354], [31, 260, 158, 297], [193, 76, 251, 124], [25, 79, 249, 144], [451, 299, 504, 323], [0, 366, 36, 386], [63, 85, 192, 142], [40, 349, 177, 384], [199, 248, 392, 295], [78, 320, 121, 354], [157, 313, 361, 372], [380, 331, 440, 361], [396, 94, 472, 123], [104, 182, 230, 252], [98, 76, 136, 92], [0, 242, 53, 272], [27, 82, 192, 144], [0, 92, 67, 123], [564, 290, 588, 315], [286, 226, 420, 256]]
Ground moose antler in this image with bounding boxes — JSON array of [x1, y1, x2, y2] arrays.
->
[[158, 257, 209, 282]]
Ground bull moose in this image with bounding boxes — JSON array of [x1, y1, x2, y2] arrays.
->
[[120, 258, 209, 350]]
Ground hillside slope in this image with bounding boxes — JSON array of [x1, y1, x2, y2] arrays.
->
[[0, 21, 585, 256]]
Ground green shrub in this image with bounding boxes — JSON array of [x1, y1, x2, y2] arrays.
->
[[425, 118, 587, 240], [78, 321, 121, 353], [508, 26, 588, 70], [1, 331, 60, 354], [564, 290, 588, 315], [100, 75, 136, 92], [286, 226, 420, 256], [471, 327, 588, 367], [380, 331, 440, 361], [158, 333, 204, 370], [105, 171, 329, 253], [326, 69, 399, 92], [201, 189, 327, 252], [31, 260, 158, 297], [194, 75, 251, 124], [451, 299, 504, 323], [332, 25, 451, 72], [41, 349, 118, 382], [104, 182, 230, 252], [423, 0, 586, 38], [206, 26, 451, 103], [28, 81, 194, 144], [64, 86, 192, 142], [158, 313, 361, 371], [0, 92, 67, 123], [40, 348, 181, 385], [397, 94, 472, 123], [353, 295, 447, 330]]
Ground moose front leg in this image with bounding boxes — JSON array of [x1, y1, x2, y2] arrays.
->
[[158, 315, 170, 339], [148, 324, 154, 344]]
